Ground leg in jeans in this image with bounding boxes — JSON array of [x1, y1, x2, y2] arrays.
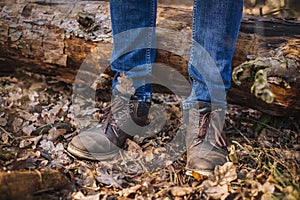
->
[[185, 0, 243, 176], [67, 0, 157, 160], [110, 0, 157, 102], [185, 0, 243, 107]]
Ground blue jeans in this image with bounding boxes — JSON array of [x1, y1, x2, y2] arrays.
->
[[110, 0, 243, 107]]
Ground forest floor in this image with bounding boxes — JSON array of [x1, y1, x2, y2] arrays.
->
[[0, 71, 299, 200]]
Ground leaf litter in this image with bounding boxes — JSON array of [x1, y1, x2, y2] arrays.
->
[[0, 73, 299, 199]]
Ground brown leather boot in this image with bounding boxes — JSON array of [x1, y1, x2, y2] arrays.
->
[[184, 103, 228, 177], [67, 95, 151, 160]]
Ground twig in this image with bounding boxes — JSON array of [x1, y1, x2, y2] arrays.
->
[[262, 8, 292, 16], [0, 126, 13, 136], [238, 116, 285, 134], [231, 125, 252, 144]]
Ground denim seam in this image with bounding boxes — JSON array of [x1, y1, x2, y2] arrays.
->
[[140, 0, 155, 99], [189, 0, 197, 67], [186, 0, 198, 102], [146, 0, 156, 72]]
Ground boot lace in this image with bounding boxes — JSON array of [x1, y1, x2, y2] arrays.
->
[[192, 109, 227, 147], [100, 97, 135, 135]]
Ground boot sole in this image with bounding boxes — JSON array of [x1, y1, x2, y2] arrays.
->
[[67, 143, 119, 161], [186, 168, 213, 178]]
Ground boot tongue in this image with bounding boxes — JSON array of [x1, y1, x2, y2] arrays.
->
[[204, 109, 227, 148], [128, 100, 151, 127], [105, 125, 132, 147], [136, 101, 150, 117], [198, 106, 211, 114]]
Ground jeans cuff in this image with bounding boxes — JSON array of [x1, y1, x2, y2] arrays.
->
[[134, 93, 152, 103], [182, 100, 226, 111]]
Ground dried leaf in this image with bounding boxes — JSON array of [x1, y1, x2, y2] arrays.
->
[[22, 124, 35, 136], [12, 117, 23, 132], [73, 191, 85, 199], [95, 167, 125, 188], [260, 181, 275, 194], [170, 186, 194, 197], [73, 192, 100, 200], [28, 91, 39, 101], [144, 148, 154, 163], [19, 135, 42, 149], [77, 166, 97, 188], [19, 139, 32, 148], [284, 186, 299, 200], [39, 140, 55, 153], [191, 171, 207, 181], [53, 143, 65, 155], [200, 162, 237, 200], [9, 90, 22, 102], [251, 181, 262, 197], [47, 127, 67, 141], [127, 140, 143, 155], [228, 145, 238, 164], [274, 148, 300, 162], [0, 118, 7, 126], [1, 132, 12, 145], [119, 185, 142, 197], [115, 73, 135, 95], [214, 162, 237, 185], [202, 180, 229, 200], [12, 152, 39, 170], [261, 193, 273, 200]]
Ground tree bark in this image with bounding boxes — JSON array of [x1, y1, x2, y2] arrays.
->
[[0, 1, 299, 116]]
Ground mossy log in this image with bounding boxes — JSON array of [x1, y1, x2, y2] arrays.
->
[[0, 1, 299, 116]]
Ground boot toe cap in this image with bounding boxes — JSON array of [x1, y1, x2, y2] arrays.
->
[[67, 128, 120, 160]]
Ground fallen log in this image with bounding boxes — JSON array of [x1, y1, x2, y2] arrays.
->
[[0, 170, 71, 199], [230, 40, 300, 116], [0, 1, 299, 116]]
